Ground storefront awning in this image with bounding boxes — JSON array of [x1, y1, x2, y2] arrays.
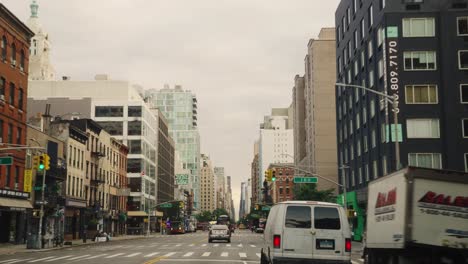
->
[[0, 197, 33, 209], [127, 211, 148, 217]]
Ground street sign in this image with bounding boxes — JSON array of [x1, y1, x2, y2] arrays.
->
[[0, 157, 13, 165], [159, 203, 173, 208], [24, 170, 32, 193], [262, 206, 271, 211], [175, 174, 189, 185], [293, 177, 318, 184]]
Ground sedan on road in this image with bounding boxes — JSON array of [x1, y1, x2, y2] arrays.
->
[[208, 224, 231, 243]]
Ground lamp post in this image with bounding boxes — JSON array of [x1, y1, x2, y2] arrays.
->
[[335, 83, 400, 170]]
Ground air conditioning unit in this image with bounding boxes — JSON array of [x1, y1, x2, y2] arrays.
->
[[11, 60, 16, 66], [0, 95, 5, 101], [14, 183, 18, 190]]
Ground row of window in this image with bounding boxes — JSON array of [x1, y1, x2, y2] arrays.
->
[[1, 36, 26, 72], [0, 119, 22, 145], [95, 106, 142, 118], [0, 77, 25, 109], [2, 165, 21, 189]]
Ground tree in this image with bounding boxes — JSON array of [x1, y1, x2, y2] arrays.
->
[[294, 183, 335, 202], [195, 210, 212, 222], [212, 208, 229, 220]]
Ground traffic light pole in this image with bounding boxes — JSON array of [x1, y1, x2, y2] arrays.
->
[[38, 168, 47, 248]]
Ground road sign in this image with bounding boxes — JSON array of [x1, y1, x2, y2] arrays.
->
[[24, 170, 32, 193], [175, 174, 189, 185], [293, 177, 318, 184], [159, 203, 173, 208], [0, 157, 13, 165]]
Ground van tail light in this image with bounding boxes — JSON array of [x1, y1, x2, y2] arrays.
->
[[345, 238, 352, 252], [273, 235, 281, 249]]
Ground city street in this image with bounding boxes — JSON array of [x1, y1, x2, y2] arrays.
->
[[0, 230, 365, 264]]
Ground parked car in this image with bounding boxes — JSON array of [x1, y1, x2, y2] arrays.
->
[[261, 201, 351, 264], [208, 225, 231, 243]]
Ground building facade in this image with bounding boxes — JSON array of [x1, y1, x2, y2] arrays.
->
[[147, 85, 200, 210], [213, 167, 225, 210], [335, 0, 468, 240], [154, 109, 175, 204], [199, 154, 215, 212], [239, 182, 246, 219], [267, 164, 295, 204], [257, 108, 294, 201], [0, 3, 34, 244]]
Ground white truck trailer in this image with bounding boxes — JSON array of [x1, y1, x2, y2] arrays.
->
[[365, 167, 468, 264]]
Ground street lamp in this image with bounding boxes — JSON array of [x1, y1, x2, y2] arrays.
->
[[335, 83, 400, 169]]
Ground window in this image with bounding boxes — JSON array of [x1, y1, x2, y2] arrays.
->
[[7, 124, 12, 143], [378, 59, 384, 78], [369, 69, 374, 87], [461, 84, 468, 103], [285, 206, 311, 228], [465, 153, 468, 172], [314, 207, 340, 230], [353, 0, 358, 13], [373, 160, 378, 179], [128, 139, 142, 154], [458, 50, 468, 70], [0, 77, 5, 96], [368, 40, 373, 59], [95, 106, 123, 117], [338, 57, 342, 73], [1, 36, 6, 61], [20, 50, 25, 71], [368, 5, 374, 27], [381, 123, 386, 143], [96, 121, 123, 135], [14, 166, 19, 185], [360, 19, 365, 39], [457, 17, 468, 36], [377, 27, 384, 47], [370, 99, 375, 117], [380, 0, 386, 10], [348, 41, 352, 60], [404, 51, 436, 70], [371, 129, 376, 147], [363, 106, 367, 124], [383, 156, 388, 175], [357, 139, 361, 156], [408, 153, 442, 169], [351, 171, 355, 186], [10, 43, 16, 66], [0, 120, 3, 141], [9, 82, 14, 105], [128, 106, 142, 117], [350, 144, 354, 160], [354, 30, 358, 49], [354, 61, 359, 76], [337, 26, 341, 42], [128, 121, 142, 135], [18, 88, 23, 110], [5, 165, 10, 186], [463, 119, 468, 138], [403, 18, 435, 37], [347, 8, 351, 26], [364, 135, 368, 152], [358, 167, 363, 184], [405, 85, 438, 104], [407, 119, 440, 138], [356, 113, 360, 129], [16, 127, 21, 144], [342, 17, 346, 34], [360, 50, 365, 69]]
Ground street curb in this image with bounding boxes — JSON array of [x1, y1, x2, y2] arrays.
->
[[0, 234, 164, 255]]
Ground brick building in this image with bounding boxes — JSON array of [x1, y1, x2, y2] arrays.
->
[[267, 164, 295, 203], [0, 3, 34, 244]]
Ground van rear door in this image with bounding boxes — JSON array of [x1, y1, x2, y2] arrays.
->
[[282, 205, 313, 259], [312, 206, 346, 259]]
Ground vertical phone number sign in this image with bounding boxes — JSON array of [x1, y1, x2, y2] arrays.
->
[[386, 26, 400, 115]]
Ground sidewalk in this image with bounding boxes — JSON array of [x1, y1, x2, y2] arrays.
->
[[0, 233, 164, 255]]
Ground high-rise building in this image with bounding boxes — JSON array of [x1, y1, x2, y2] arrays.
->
[[0, 2, 34, 244], [214, 167, 225, 210], [292, 28, 338, 192], [257, 108, 294, 201], [27, 75, 163, 233], [250, 141, 260, 206], [335, 0, 468, 240], [200, 154, 215, 212], [26, 0, 55, 81], [239, 182, 246, 219], [225, 176, 234, 219], [147, 85, 201, 210], [245, 178, 251, 213], [154, 109, 175, 204]]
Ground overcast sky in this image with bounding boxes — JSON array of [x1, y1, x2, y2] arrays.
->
[[3, 0, 339, 220]]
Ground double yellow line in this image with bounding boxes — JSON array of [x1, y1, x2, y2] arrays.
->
[[143, 256, 167, 264]]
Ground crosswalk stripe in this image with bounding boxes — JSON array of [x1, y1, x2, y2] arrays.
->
[[239, 253, 247, 258], [237, 244, 243, 247], [189, 244, 195, 247], [8, 259, 33, 263], [175, 244, 181, 247], [126, 252, 141, 257], [105, 253, 124, 258], [202, 252, 211, 257], [0, 260, 17, 264], [214, 244, 219, 247], [226, 244, 231, 247], [144, 252, 160, 257], [250, 245, 257, 247], [28, 257, 55, 263], [221, 252, 229, 257], [183, 252, 194, 257], [83, 254, 107, 259], [45, 255, 73, 262], [256, 253, 261, 258], [201, 244, 207, 247], [164, 252, 176, 257], [68, 255, 91, 260]]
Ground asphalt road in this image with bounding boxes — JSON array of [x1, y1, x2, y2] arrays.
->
[[0, 230, 365, 264]]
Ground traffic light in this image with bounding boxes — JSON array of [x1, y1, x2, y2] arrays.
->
[[265, 169, 272, 181], [347, 209, 356, 218], [272, 169, 277, 182], [32, 155, 39, 169], [43, 154, 50, 170], [38, 155, 45, 171]]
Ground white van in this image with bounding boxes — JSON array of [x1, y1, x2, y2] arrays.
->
[[261, 201, 352, 264]]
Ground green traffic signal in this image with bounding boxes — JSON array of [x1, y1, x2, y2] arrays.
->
[[38, 155, 45, 171], [39, 164, 45, 170]]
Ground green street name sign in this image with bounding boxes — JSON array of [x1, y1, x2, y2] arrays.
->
[[0, 157, 13, 165], [175, 174, 189, 185], [293, 177, 318, 184], [159, 203, 173, 208], [262, 206, 271, 211]]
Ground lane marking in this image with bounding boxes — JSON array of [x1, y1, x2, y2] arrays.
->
[[226, 244, 231, 247], [67, 255, 91, 260], [164, 252, 176, 257], [175, 244, 182, 247], [201, 244, 207, 247], [250, 245, 256, 247], [202, 252, 211, 257], [214, 244, 219, 247], [143, 256, 168, 264], [221, 252, 229, 257], [83, 254, 107, 259], [0, 260, 18, 264], [256, 253, 261, 258], [237, 244, 243, 247], [8, 259, 33, 263], [45, 255, 73, 262], [183, 252, 194, 257], [126, 252, 141, 257], [189, 244, 195, 247], [28, 257, 55, 263], [239, 252, 247, 258], [105, 253, 124, 258], [145, 252, 160, 257]]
